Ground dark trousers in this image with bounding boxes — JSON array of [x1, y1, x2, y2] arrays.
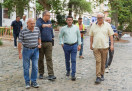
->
[[105, 48, 114, 68], [13, 33, 19, 47], [79, 38, 83, 56], [63, 43, 78, 76], [38, 42, 54, 76]]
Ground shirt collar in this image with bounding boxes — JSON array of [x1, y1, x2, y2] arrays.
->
[[67, 24, 73, 28]]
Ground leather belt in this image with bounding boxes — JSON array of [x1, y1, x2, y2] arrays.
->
[[64, 42, 77, 46], [24, 46, 37, 49]]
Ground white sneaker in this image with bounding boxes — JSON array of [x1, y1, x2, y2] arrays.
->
[[105, 68, 109, 73], [108, 66, 111, 70], [14, 46, 17, 48]]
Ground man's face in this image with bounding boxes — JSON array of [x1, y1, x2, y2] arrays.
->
[[16, 17, 20, 22], [97, 15, 104, 24], [27, 20, 35, 30], [78, 19, 82, 25], [105, 18, 111, 24], [44, 12, 50, 21], [66, 18, 73, 26], [23, 16, 26, 20]]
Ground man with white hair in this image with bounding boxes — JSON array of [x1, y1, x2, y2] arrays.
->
[[89, 13, 114, 84], [21, 15, 27, 29], [105, 17, 118, 73]]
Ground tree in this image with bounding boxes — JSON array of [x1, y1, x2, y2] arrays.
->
[[2, 0, 31, 18], [37, 0, 64, 14], [68, 0, 91, 16]]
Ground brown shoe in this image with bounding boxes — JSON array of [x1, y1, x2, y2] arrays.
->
[[79, 56, 84, 59]]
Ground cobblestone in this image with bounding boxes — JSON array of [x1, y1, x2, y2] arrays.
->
[[0, 32, 132, 91]]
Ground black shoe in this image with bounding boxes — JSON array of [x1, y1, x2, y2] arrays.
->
[[71, 76, 76, 81], [31, 82, 39, 88], [95, 77, 101, 84], [48, 75, 56, 80], [39, 74, 43, 79], [101, 75, 104, 81], [51, 75, 56, 79], [66, 72, 70, 76]]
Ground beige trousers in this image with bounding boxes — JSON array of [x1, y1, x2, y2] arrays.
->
[[93, 48, 108, 77]]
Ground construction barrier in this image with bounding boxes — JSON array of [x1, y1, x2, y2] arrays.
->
[[0, 27, 13, 40]]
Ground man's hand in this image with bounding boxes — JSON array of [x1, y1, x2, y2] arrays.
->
[[61, 44, 64, 47], [90, 45, 93, 50], [19, 53, 22, 59], [38, 44, 41, 48], [78, 45, 81, 51], [110, 45, 114, 51], [42, 24, 52, 28]]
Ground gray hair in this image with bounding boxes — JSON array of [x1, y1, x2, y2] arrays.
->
[[97, 12, 104, 17], [42, 10, 49, 17]]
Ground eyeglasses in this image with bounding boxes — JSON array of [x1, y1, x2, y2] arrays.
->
[[97, 17, 103, 19], [45, 15, 50, 17]]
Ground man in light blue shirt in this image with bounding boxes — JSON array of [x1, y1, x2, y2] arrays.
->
[[59, 16, 81, 81]]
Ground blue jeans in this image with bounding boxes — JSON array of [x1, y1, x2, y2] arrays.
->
[[13, 33, 19, 47], [22, 47, 39, 83], [79, 38, 83, 56], [63, 43, 78, 76]]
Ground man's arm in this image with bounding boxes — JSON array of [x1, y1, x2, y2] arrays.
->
[[59, 28, 64, 47], [90, 36, 93, 50], [38, 38, 41, 48], [18, 43, 22, 59], [110, 35, 114, 51], [77, 27, 81, 51]]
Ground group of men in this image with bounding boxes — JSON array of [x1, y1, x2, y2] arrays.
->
[[11, 10, 117, 89]]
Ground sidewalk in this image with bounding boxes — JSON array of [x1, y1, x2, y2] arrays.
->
[[0, 33, 132, 91]]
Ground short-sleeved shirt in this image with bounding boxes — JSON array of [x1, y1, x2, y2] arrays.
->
[[18, 27, 41, 48], [36, 18, 54, 42], [11, 20, 22, 34], [89, 22, 114, 49], [20, 19, 27, 29]]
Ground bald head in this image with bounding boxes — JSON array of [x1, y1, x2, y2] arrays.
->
[[27, 18, 35, 31], [105, 17, 111, 24]]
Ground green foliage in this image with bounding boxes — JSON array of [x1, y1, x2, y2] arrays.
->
[[36, 0, 44, 15], [2, 0, 30, 17], [0, 40, 3, 46], [68, 0, 91, 16], [56, 14, 66, 26]]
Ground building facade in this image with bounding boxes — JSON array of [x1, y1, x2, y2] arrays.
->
[[0, 0, 36, 27]]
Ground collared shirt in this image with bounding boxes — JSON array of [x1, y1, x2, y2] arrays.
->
[[18, 27, 41, 48], [11, 20, 22, 34], [109, 24, 118, 44], [59, 25, 81, 45], [36, 18, 54, 42], [89, 21, 114, 48], [20, 19, 27, 29]]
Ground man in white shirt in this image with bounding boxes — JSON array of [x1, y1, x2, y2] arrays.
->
[[21, 15, 27, 29]]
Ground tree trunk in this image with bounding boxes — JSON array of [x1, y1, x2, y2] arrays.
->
[[68, 0, 72, 16]]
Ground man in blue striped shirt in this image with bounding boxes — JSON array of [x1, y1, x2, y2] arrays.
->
[[59, 16, 81, 81], [18, 18, 41, 89], [105, 17, 118, 73]]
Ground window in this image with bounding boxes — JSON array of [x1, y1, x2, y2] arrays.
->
[[3, 8, 10, 18]]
